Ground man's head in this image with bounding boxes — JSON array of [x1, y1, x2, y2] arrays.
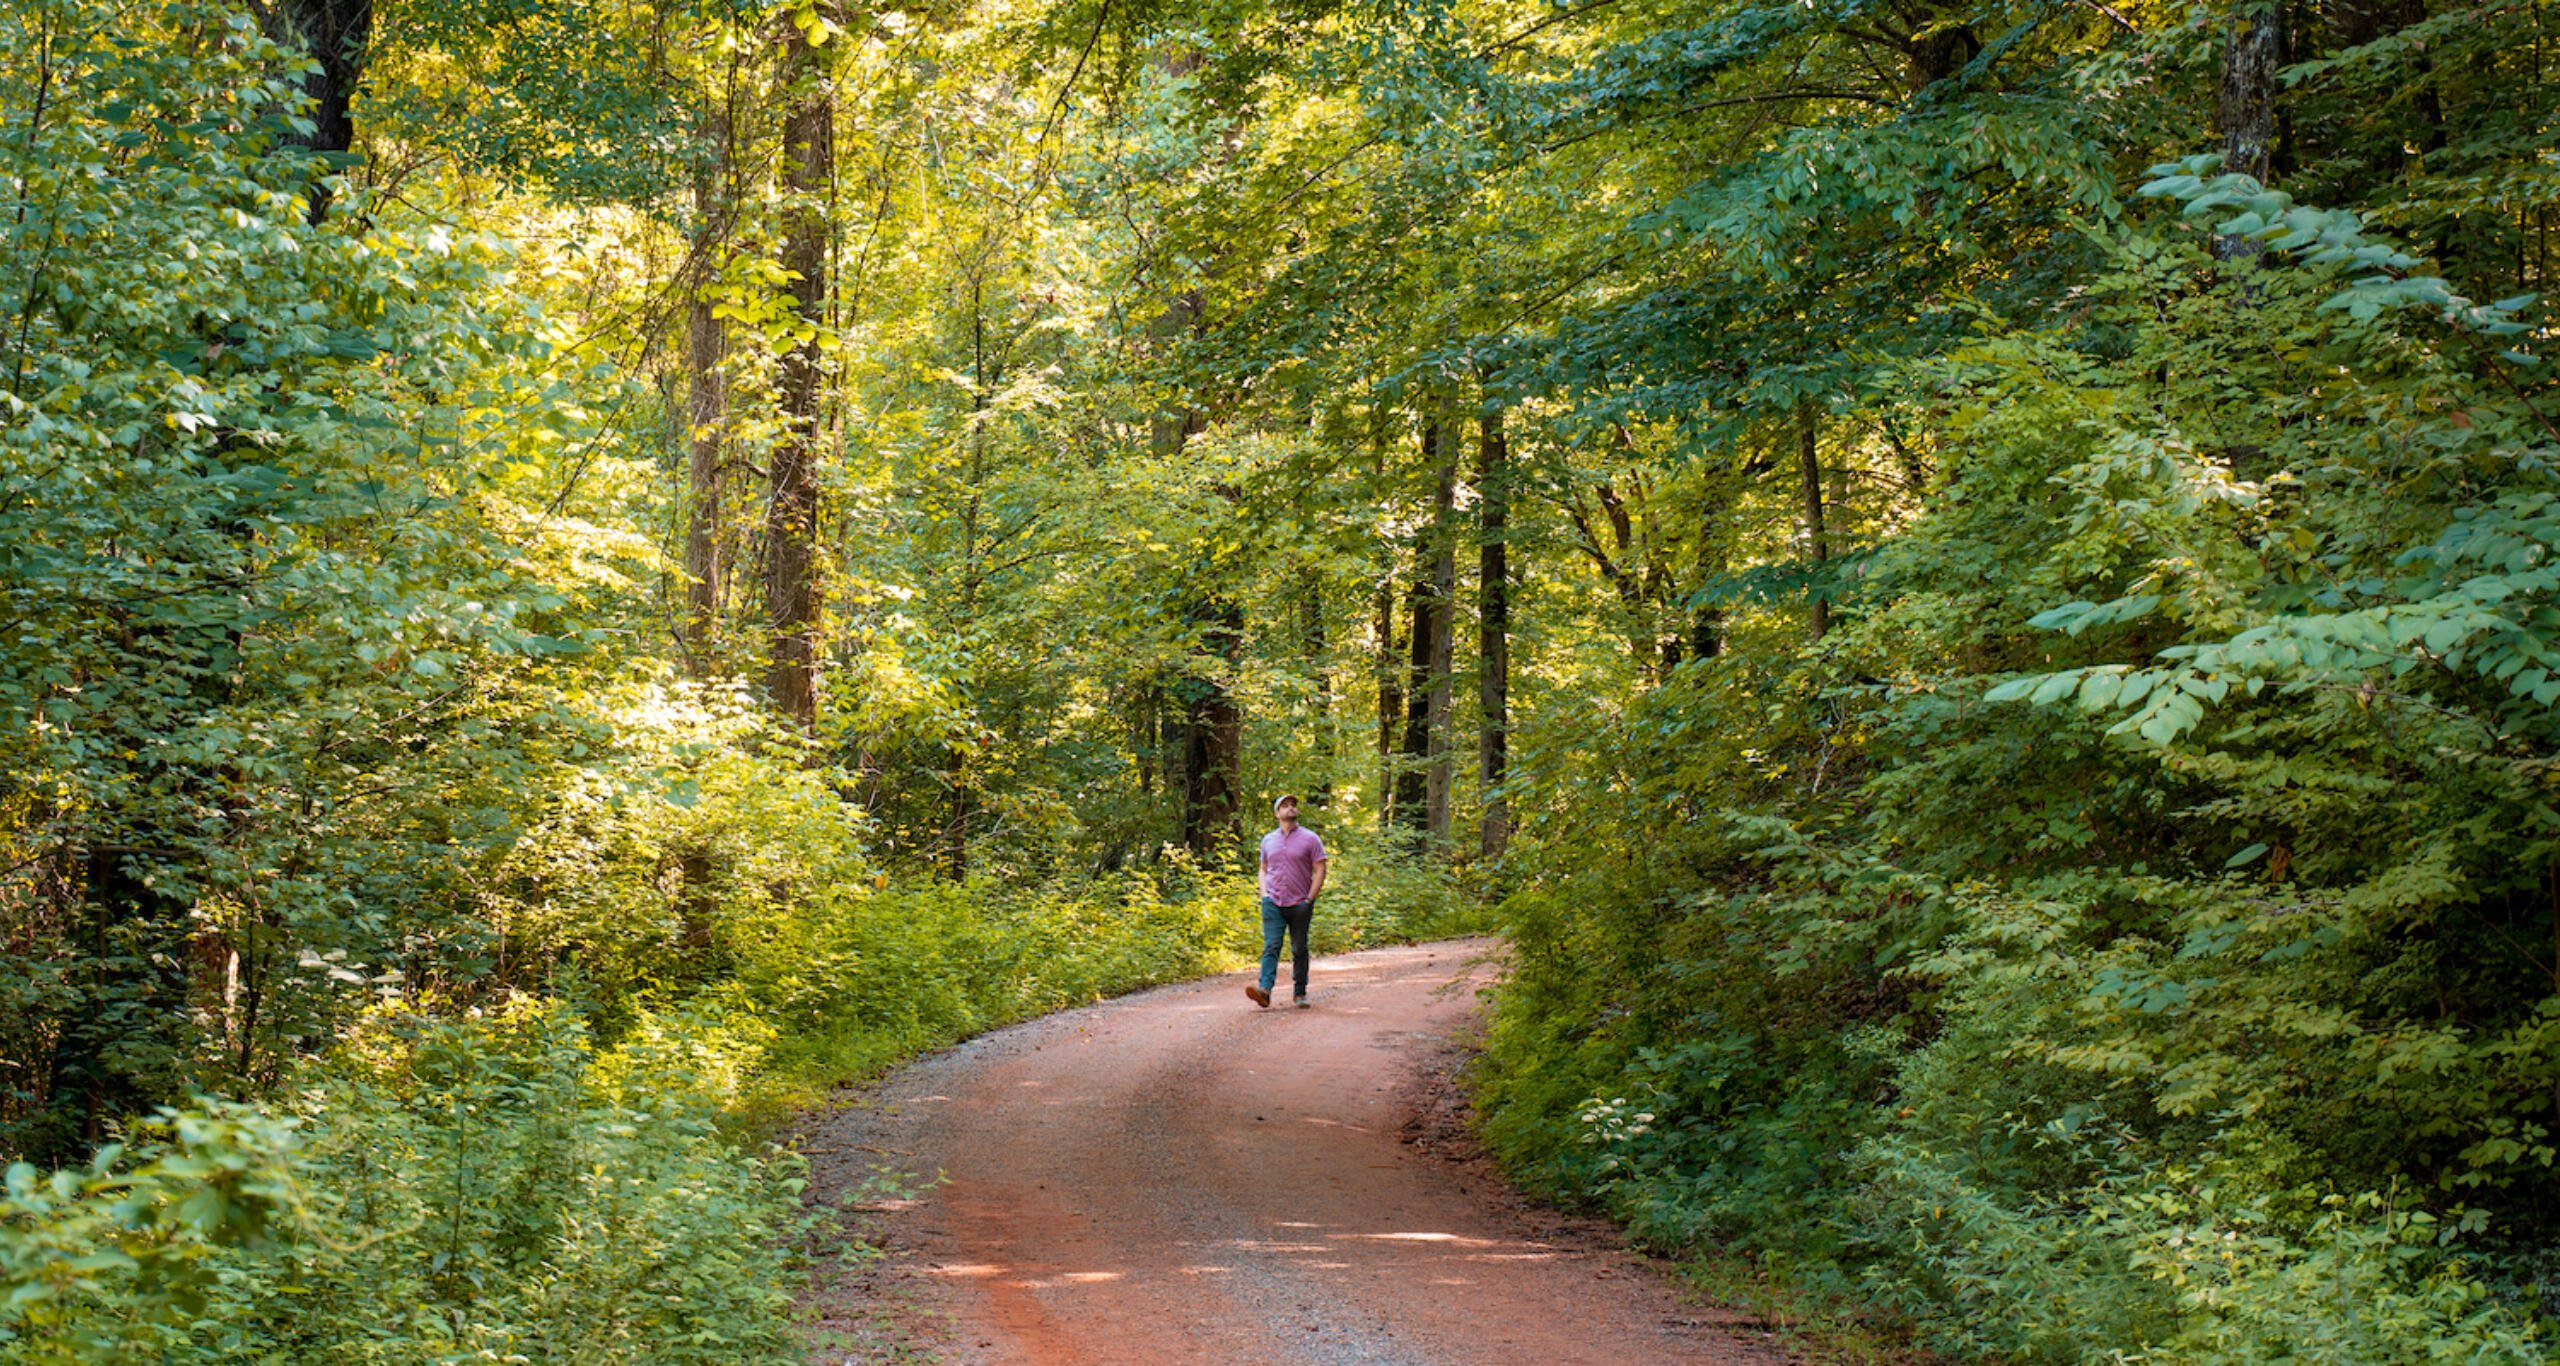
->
[[1273, 794, 1299, 828]]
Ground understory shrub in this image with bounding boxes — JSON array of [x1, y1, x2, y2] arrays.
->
[[1473, 182, 2560, 1359], [3, 744, 1469, 1359], [0, 998, 806, 1365]]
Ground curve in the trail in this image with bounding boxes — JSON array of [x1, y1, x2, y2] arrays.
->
[[800, 940, 1791, 1366]]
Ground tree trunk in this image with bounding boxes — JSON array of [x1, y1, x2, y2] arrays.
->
[[946, 747, 971, 881], [1144, 278, 1239, 855], [682, 112, 729, 669], [1149, 290, 1207, 457], [1304, 569, 1333, 811], [274, 0, 373, 225], [764, 22, 831, 728], [1183, 598, 1245, 855], [1477, 398, 1511, 859], [1905, 13, 1981, 93], [2217, 2, 2285, 182], [2215, 0, 2286, 263], [1375, 569, 1402, 829], [1798, 401, 1830, 641], [1691, 492, 1728, 661], [1396, 410, 1459, 840], [1424, 514, 1456, 841]]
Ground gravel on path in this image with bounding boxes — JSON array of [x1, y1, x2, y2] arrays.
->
[[796, 939, 1794, 1366]]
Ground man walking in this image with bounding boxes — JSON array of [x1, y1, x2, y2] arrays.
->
[[1250, 794, 1327, 1009]]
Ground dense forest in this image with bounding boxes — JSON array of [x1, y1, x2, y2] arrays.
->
[[3, 0, 2556, 1359]]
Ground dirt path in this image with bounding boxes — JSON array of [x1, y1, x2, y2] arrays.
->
[[798, 939, 1792, 1365]]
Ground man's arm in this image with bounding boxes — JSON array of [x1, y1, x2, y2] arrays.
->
[[1308, 854, 1327, 901]]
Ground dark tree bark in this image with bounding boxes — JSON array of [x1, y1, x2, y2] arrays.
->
[[1162, 375, 1244, 858], [1689, 470, 1734, 663], [1183, 597, 1246, 855], [1476, 398, 1512, 859], [1906, 20, 1982, 92], [1393, 578, 1434, 827], [1690, 513, 1728, 662], [1369, 421, 1404, 830], [1798, 401, 1831, 641], [1134, 683, 1159, 796], [1303, 569, 1333, 811], [1144, 279, 1240, 855], [1375, 568, 1403, 830], [764, 22, 831, 728], [1395, 411, 1459, 840], [268, 0, 373, 224]]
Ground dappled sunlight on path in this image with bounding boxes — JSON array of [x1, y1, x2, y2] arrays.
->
[[800, 940, 1791, 1365]]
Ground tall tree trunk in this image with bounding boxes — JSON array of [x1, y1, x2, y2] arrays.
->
[[1394, 576, 1434, 828], [1304, 569, 1333, 811], [1396, 410, 1458, 839], [1477, 398, 1511, 859], [1183, 597, 1245, 855], [682, 111, 729, 669], [1147, 286, 1239, 856], [1798, 400, 1830, 641], [764, 22, 831, 728], [944, 298, 997, 881], [1375, 569, 1402, 829], [1424, 514, 1456, 841], [1151, 340, 1240, 856], [274, 0, 372, 225]]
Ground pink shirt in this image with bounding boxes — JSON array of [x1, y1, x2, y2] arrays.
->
[[1259, 825, 1327, 905]]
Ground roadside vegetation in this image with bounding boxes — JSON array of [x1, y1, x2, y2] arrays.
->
[[3, 0, 2554, 1361]]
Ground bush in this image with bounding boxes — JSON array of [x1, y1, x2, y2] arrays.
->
[[0, 999, 807, 1365]]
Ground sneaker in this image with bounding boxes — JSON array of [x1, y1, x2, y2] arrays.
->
[[1294, 996, 1310, 1009], [1246, 985, 1270, 1008]]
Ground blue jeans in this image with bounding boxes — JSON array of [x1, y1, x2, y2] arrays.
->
[[1260, 896, 1313, 997]]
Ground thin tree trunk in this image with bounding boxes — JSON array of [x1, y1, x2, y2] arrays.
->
[[1798, 401, 1830, 641], [1424, 513, 1456, 841], [1394, 575, 1434, 828], [1304, 569, 1333, 811], [944, 294, 997, 880], [1477, 398, 1511, 859], [764, 21, 831, 728], [1131, 690, 1152, 798], [1372, 418, 1403, 830], [1375, 570, 1402, 830], [682, 112, 729, 668], [1146, 283, 1239, 855], [1397, 410, 1459, 840]]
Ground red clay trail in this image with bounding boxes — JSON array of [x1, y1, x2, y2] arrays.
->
[[799, 939, 1793, 1366]]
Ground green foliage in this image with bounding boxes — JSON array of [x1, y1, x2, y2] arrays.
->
[[21, 0, 2560, 1360], [0, 0, 661, 1158], [2, 1000, 807, 1364], [1459, 0, 2560, 1357]]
